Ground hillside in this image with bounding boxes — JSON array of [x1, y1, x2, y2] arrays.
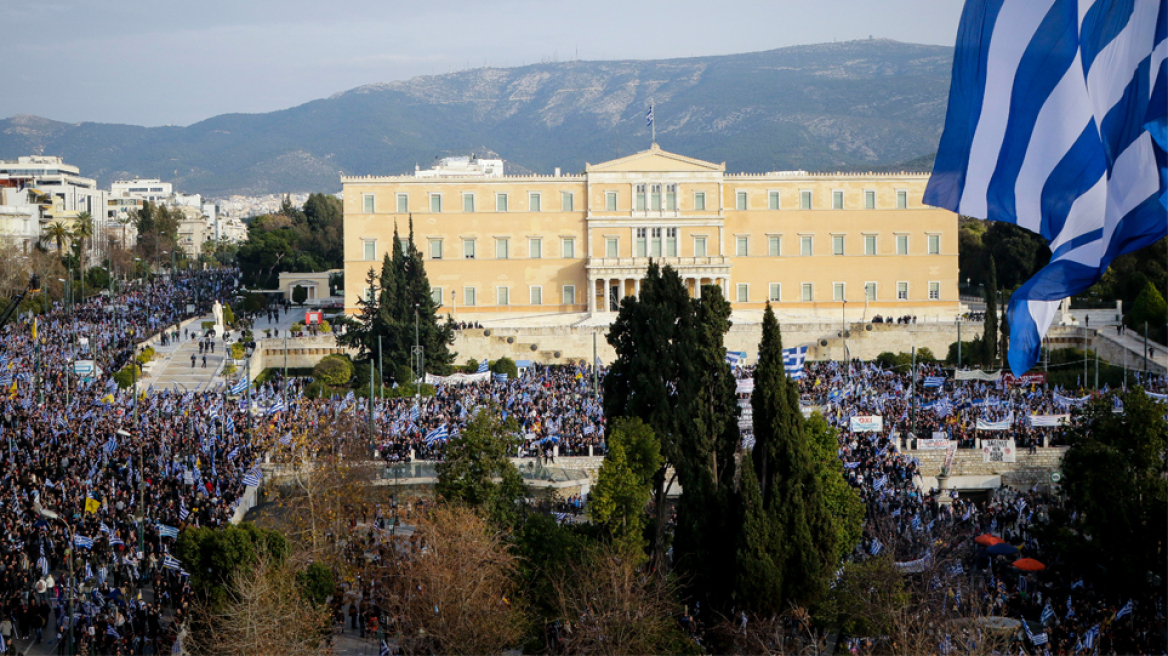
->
[[0, 39, 951, 197]]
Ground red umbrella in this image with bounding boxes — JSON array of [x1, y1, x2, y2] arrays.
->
[[1012, 558, 1046, 572], [975, 534, 1004, 546]]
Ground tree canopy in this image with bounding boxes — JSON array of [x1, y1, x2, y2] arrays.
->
[[236, 193, 343, 288]]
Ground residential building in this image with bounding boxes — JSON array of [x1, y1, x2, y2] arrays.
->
[[341, 145, 959, 320]]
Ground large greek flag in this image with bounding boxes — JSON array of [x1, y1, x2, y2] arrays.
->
[[925, 0, 1168, 375]]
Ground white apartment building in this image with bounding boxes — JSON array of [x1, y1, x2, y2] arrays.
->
[[413, 155, 505, 178], [110, 179, 173, 202], [0, 156, 112, 255]]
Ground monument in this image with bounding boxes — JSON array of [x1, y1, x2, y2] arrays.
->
[[212, 301, 225, 334]]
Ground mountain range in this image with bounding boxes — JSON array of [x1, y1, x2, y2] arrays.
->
[[0, 39, 952, 198]]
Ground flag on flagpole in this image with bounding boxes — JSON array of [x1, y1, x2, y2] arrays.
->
[[782, 345, 809, 379], [924, 0, 1168, 375], [1115, 598, 1134, 620]]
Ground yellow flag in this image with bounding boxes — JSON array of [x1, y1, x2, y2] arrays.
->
[[100, 393, 114, 405], [84, 497, 101, 514], [31, 317, 36, 341]]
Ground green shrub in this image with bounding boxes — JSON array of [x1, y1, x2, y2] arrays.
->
[[318, 320, 331, 333], [136, 346, 156, 365], [491, 357, 518, 379], [314, 354, 354, 387], [201, 320, 214, 330], [229, 343, 245, 360], [223, 305, 235, 326], [394, 364, 416, 385], [463, 358, 480, 373], [222, 363, 237, 376]]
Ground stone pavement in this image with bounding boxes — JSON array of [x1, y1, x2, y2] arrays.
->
[[138, 313, 230, 393]]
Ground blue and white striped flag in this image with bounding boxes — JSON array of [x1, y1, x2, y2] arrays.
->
[[73, 535, 94, 549], [492, 372, 509, 383], [163, 554, 182, 571], [1080, 624, 1100, 650], [725, 351, 746, 367], [923, 376, 946, 388], [424, 425, 449, 444], [1042, 601, 1056, 624], [157, 524, 179, 539], [782, 345, 809, 379], [1024, 620, 1049, 646], [646, 103, 654, 127], [926, 0, 1168, 375], [869, 538, 883, 555], [477, 360, 489, 373], [1115, 598, 1134, 620], [242, 466, 262, 487], [179, 501, 190, 522]]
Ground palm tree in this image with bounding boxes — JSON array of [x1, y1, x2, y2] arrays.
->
[[117, 215, 133, 249], [73, 212, 94, 270], [42, 221, 72, 255]]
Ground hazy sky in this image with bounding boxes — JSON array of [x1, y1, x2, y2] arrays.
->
[[4, 0, 964, 127]]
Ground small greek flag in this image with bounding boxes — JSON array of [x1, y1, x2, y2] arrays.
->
[[646, 104, 653, 127], [179, 502, 190, 522], [1041, 601, 1056, 625], [1115, 599, 1134, 620], [923, 376, 946, 388], [109, 534, 124, 547], [424, 425, 449, 444], [73, 535, 94, 549], [869, 538, 883, 555], [380, 640, 391, 656], [157, 524, 179, 539], [782, 345, 809, 380], [242, 466, 262, 487], [1080, 624, 1099, 651], [492, 372, 508, 383], [163, 554, 182, 571], [725, 351, 746, 367], [477, 361, 489, 373], [1024, 620, 1048, 646], [103, 435, 117, 455], [229, 377, 248, 395]]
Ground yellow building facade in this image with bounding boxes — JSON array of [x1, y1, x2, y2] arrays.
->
[[342, 145, 959, 320]]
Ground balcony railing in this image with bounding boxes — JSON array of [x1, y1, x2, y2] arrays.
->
[[587, 256, 730, 268]]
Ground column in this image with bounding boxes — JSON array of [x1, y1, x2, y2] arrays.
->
[[608, 278, 617, 311], [695, 279, 702, 299], [588, 276, 597, 313], [635, 278, 641, 298]]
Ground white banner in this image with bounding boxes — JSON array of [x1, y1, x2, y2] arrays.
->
[[982, 439, 1016, 462], [736, 378, 755, 394], [918, 438, 952, 450], [424, 372, 491, 385], [894, 555, 931, 573], [1029, 414, 1070, 427], [976, 412, 1014, 431], [850, 415, 884, 433], [955, 370, 1002, 381]]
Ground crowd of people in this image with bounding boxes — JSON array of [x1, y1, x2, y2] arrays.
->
[[0, 261, 1162, 654]]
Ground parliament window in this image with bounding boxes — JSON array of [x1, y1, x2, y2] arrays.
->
[[463, 193, 475, 212], [362, 194, 375, 213], [864, 234, 877, 255], [530, 286, 542, 305], [665, 184, 677, 210], [495, 238, 509, 259], [635, 184, 647, 211], [561, 237, 575, 259], [801, 283, 813, 302], [897, 282, 908, 300], [463, 239, 476, 259], [928, 234, 940, 255], [896, 234, 909, 255], [561, 191, 574, 211], [636, 228, 648, 257], [463, 287, 476, 306], [865, 282, 877, 301], [929, 281, 940, 300], [694, 192, 706, 211], [694, 237, 707, 257], [429, 194, 442, 213], [605, 238, 618, 258], [800, 235, 813, 256], [768, 235, 781, 256], [832, 190, 844, 210], [736, 236, 749, 256], [833, 283, 845, 301], [497, 287, 510, 306], [362, 240, 376, 261], [865, 190, 876, 209], [769, 283, 781, 301], [429, 239, 442, 260], [897, 190, 908, 209], [529, 192, 541, 212], [605, 192, 617, 211], [651, 184, 662, 211], [768, 191, 781, 210], [528, 238, 542, 259], [496, 193, 509, 212], [832, 235, 845, 256], [737, 284, 749, 303], [562, 285, 576, 305], [430, 287, 442, 305], [800, 190, 813, 210], [736, 191, 748, 210], [396, 194, 408, 213]]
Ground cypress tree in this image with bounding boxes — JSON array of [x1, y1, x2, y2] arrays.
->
[[734, 454, 783, 615], [746, 302, 837, 608], [402, 218, 456, 374], [983, 256, 999, 368]]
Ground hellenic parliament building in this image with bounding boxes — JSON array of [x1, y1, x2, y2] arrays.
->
[[341, 145, 959, 323]]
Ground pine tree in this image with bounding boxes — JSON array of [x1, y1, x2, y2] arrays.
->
[[402, 218, 456, 375], [745, 302, 837, 608], [983, 256, 999, 369]]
